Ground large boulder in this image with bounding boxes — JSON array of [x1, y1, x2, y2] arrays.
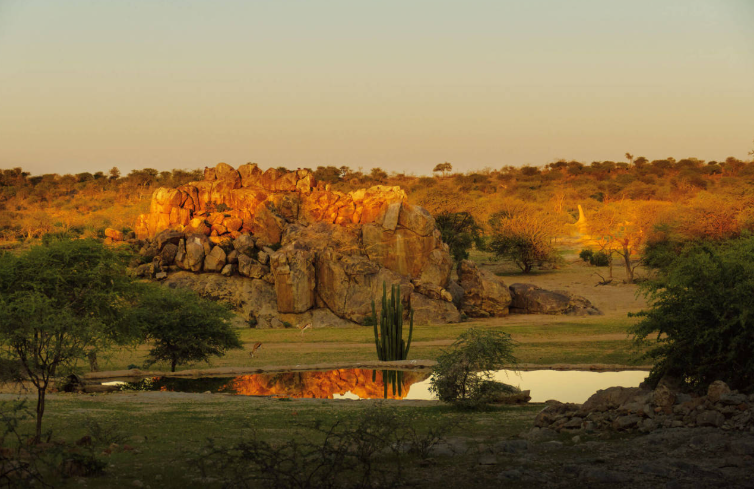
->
[[410, 292, 461, 324], [315, 250, 412, 323], [457, 260, 512, 317], [418, 247, 452, 288], [270, 246, 316, 313], [183, 235, 207, 272], [204, 246, 227, 273], [237, 254, 269, 279], [362, 224, 437, 278], [163, 272, 281, 328], [398, 203, 436, 236], [508, 283, 602, 316], [279, 308, 359, 329]]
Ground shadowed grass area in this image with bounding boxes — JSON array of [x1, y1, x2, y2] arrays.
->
[[1, 394, 543, 489]]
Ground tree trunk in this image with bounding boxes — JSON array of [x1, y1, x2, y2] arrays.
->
[[623, 247, 634, 283], [35, 387, 46, 443], [171, 358, 177, 372]]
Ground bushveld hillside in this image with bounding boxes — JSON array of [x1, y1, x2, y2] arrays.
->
[[2, 155, 754, 251]]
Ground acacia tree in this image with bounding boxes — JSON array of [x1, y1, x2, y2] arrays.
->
[[433, 162, 452, 177], [587, 201, 666, 283], [127, 285, 242, 372], [488, 207, 562, 273], [0, 237, 139, 441]]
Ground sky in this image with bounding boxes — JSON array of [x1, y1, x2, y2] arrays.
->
[[0, 0, 753, 176]]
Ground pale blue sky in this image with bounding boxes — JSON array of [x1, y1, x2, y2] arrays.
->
[[0, 0, 752, 175]]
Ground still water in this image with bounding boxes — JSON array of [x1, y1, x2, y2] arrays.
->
[[120, 368, 647, 404]]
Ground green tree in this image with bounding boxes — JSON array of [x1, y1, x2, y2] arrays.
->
[[430, 328, 519, 406], [0, 237, 139, 441], [631, 236, 754, 393], [435, 211, 484, 262], [127, 285, 242, 372], [488, 209, 561, 273], [432, 162, 452, 177]]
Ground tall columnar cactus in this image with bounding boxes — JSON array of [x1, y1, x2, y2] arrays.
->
[[371, 281, 414, 361]]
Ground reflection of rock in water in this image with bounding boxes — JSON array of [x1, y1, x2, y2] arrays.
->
[[230, 368, 430, 399]]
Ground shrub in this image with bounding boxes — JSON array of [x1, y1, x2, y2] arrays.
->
[[488, 209, 561, 273], [435, 211, 484, 262], [590, 251, 610, 267], [430, 328, 519, 408], [579, 249, 594, 263], [196, 404, 459, 489], [631, 236, 754, 393]]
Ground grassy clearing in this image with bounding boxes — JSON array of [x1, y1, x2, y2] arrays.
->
[[94, 316, 641, 373], [1, 394, 543, 488]]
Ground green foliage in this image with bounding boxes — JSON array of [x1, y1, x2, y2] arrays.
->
[[579, 248, 593, 262], [430, 328, 518, 407], [0, 237, 139, 439], [590, 251, 610, 267], [631, 236, 754, 393], [488, 210, 561, 273], [435, 211, 484, 262], [370, 282, 413, 361], [196, 403, 458, 489], [126, 284, 242, 372]]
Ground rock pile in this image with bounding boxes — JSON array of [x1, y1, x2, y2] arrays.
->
[[532, 380, 754, 438], [129, 163, 601, 328]]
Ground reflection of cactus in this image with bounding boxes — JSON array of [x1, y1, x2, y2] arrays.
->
[[371, 282, 414, 361]]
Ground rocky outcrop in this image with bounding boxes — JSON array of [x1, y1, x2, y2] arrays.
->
[[131, 163, 602, 329], [508, 283, 602, 316], [533, 379, 754, 435], [410, 292, 461, 324], [457, 260, 512, 317]]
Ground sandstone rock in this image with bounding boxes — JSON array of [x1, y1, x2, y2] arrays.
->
[[252, 203, 286, 246], [233, 233, 255, 256], [226, 249, 239, 264], [378, 201, 401, 231], [237, 254, 269, 279], [316, 250, 412, 323], [580, 387, 648, 413], [221, 264, 235, 277], [257, 250, 269, 265], [418, 248, 452, 288], [175, 239, 187, 269], [398, 203, 436, 236], [410, 292, 461, 324], [270, 247, 316, 313], [612, 415, 641, 430], [707, 380, 731, 403], [412, 282, 452, 302], [457, 260, 511, 317], [697, 410, 725, 427], [160, 243, 178, 265], [282, 222, 361, 255], [447, 280, 464, 308], [509, 283, 601, 315], [155, 229, 184, 250], [652, 384, 677, 410], [104, 228, 123, 241], [204, 246, 226, 273], [164, 272, 279, 328], [184, 236, 206, 272], [362, 224, 437, 278]]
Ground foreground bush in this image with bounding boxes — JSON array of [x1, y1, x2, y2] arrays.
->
[[196, 404, 459, 489], [430, 328, 519, 407], [631, 235, 754, 393]]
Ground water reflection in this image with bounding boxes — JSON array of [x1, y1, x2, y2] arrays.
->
[[125, 368, 648, 403], [134, 369, 430, 399]]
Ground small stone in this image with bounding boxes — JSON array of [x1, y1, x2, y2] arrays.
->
[[571, 435, 581, 444], [697, 410, 725, 427], [155, 271, 167, 280], [478, 453, 497, 465], [132, 481, 144, 488], [707, 380, 731, 403]]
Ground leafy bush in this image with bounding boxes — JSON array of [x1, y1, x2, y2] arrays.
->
[[631, 236, 754, 393], [579, 249, 594, 263], [488, 210, 561, 273], [435, 211, 484, 262], [590, 251, 610, 267], [430, 328, 519, 408]]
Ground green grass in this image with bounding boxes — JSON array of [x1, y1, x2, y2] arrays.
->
[[1, 395, 543, 488], [93, 317, 640, 373]]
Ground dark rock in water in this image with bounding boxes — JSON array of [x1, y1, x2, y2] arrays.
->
[[508, 282, 602, 315]]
